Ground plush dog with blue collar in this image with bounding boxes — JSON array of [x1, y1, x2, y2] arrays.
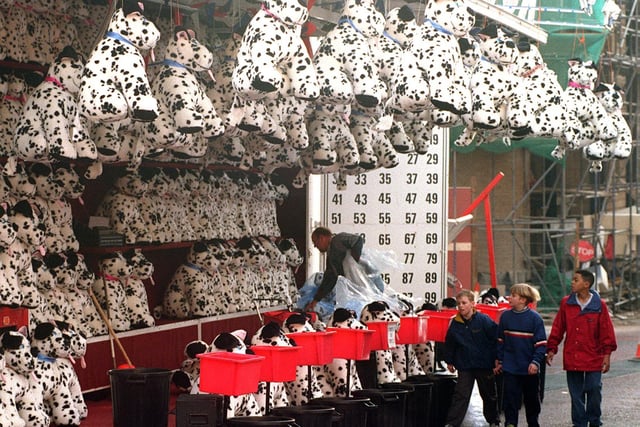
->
[[79, 0, 160, 124]]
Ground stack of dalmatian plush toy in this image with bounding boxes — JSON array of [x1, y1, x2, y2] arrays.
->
[[0, 0, 633, 422]]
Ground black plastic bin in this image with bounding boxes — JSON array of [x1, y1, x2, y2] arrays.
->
[[352, 388, 411, 427], [401, 376, 434, 427], [425, 373, 457, 427], [271, 405, 337, 427], [309, 396, 376, 427], [109, 368, 172, 427], [225, 415, 299, 426], [176, 393, 225, 427]]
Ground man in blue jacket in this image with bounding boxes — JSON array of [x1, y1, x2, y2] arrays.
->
[[444, 289, 501, 427]]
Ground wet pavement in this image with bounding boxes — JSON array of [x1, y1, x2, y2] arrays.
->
[[460, 310, 640, 426]]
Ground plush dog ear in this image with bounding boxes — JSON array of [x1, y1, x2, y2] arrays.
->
[[122, 0, 145, 16], [34, 322, 56, 340]]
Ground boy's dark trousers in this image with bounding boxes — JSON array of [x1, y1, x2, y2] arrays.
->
[[445, 368, 499, 426], [503, 372, 541, 427]]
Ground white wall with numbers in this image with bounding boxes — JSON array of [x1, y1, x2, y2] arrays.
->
[[307, 128, 450, 307]]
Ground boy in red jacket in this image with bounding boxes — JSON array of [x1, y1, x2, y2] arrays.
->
[[546, 269, 617, 427]]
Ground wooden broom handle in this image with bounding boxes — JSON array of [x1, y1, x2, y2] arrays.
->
[[89, 288, 134, 367]]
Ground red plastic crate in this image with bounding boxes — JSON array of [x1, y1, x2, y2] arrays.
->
[[423, 311, 455, 342], [326, 327, 375, 360], [476, 304, 507, 323], [0, 307, 28, 329], [366, 321, 399, 350], [198, 352, 265, 396], [396, 316, 429, 345], [286, 331, 335, 365], [250, 346, 301, 382]]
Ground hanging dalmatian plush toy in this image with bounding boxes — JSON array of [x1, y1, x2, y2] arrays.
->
[[79, 0, 160, 124], [13, 45, 97, 162], [143, 26, 224, 157]]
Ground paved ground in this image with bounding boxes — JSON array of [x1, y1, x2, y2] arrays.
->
[[460, 309, 640, 426]]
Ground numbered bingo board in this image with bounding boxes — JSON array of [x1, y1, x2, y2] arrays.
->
[[321, 128, 449, 305]]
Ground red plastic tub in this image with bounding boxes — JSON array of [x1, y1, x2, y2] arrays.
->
[[250, 346, 301, 382], [476, 304, 507, 323], [366, 321, 399, 350], [396, 316, 429, 345], [198, 352, 265, 395], [326, 327, 375, 360], [423, 312, 455, 342], [286, 331, 335, 365]]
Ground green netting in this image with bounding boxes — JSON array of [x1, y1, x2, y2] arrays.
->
[[450, 0, 610, 158]]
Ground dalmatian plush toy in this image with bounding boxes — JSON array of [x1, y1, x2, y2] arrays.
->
[[144, 26, 224, 157], [250, 322, 294, 413], [232, 0, 319, 101], [594, 82, 632, 160], [91, 251, 132, 332], [8, 200, 45, 309], [454, 24, 520, 147], [321, 308, 366, 397], [28, 162, 65, 254], [49, 164, 84, 253], [122, 248, 155, 329], [0, 74, 27, 157], [550, 59, 618, 160], [95, 170, 149, 245], [507, 39, 564, 137], [66, 252, 108, 338], [281, 313, 324, 405], [159, 241, 219, 319], [56, 321, 88, 420], [13, 45, 97, 162], [403, 0, 474, 120], [79, 0, 160, 124], [0, 329, 50, 427], [30, 322, 84, 426], [172, 340, 210, 393], [359, 301, 401, 385], [0, 202, 22, 308]]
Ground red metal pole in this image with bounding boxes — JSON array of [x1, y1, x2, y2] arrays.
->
[[484, 198, 498, 288], [462, 172, 505, 216]]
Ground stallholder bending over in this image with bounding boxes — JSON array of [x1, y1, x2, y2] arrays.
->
[[305, 227, 364, 312]]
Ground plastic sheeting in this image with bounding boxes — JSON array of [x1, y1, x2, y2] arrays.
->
[[296, 249, 411, 322]]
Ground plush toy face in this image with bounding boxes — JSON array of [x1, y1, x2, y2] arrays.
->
[[264, 0, 309, 26], [115, 173, 148, 197], [384, 6, 418, 49], [1, 330, 36, 375], [343, 0, 385, 38], [189, 242, 219, 273], [478, 26, 519, 65], [10, 200, 45, 247], [514, 41, 545, 76], [360, 301, 400, 322], [0, 204, 17, 245], [50, 51, 85, 94], [165, 28, 213, 72], [459, 36, 480, 69], [567, 59, 598, 89], [32, 322, 71, 358], [595, 83, 624, 112], [426, 0, 475, 37], [251, 321, 295, 346], [108, 7, 160, 50], [31, 164, 65, 200], [55, 166, 85, 199], [279, 238, 303, 267], [99, 252, 132, 279]]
